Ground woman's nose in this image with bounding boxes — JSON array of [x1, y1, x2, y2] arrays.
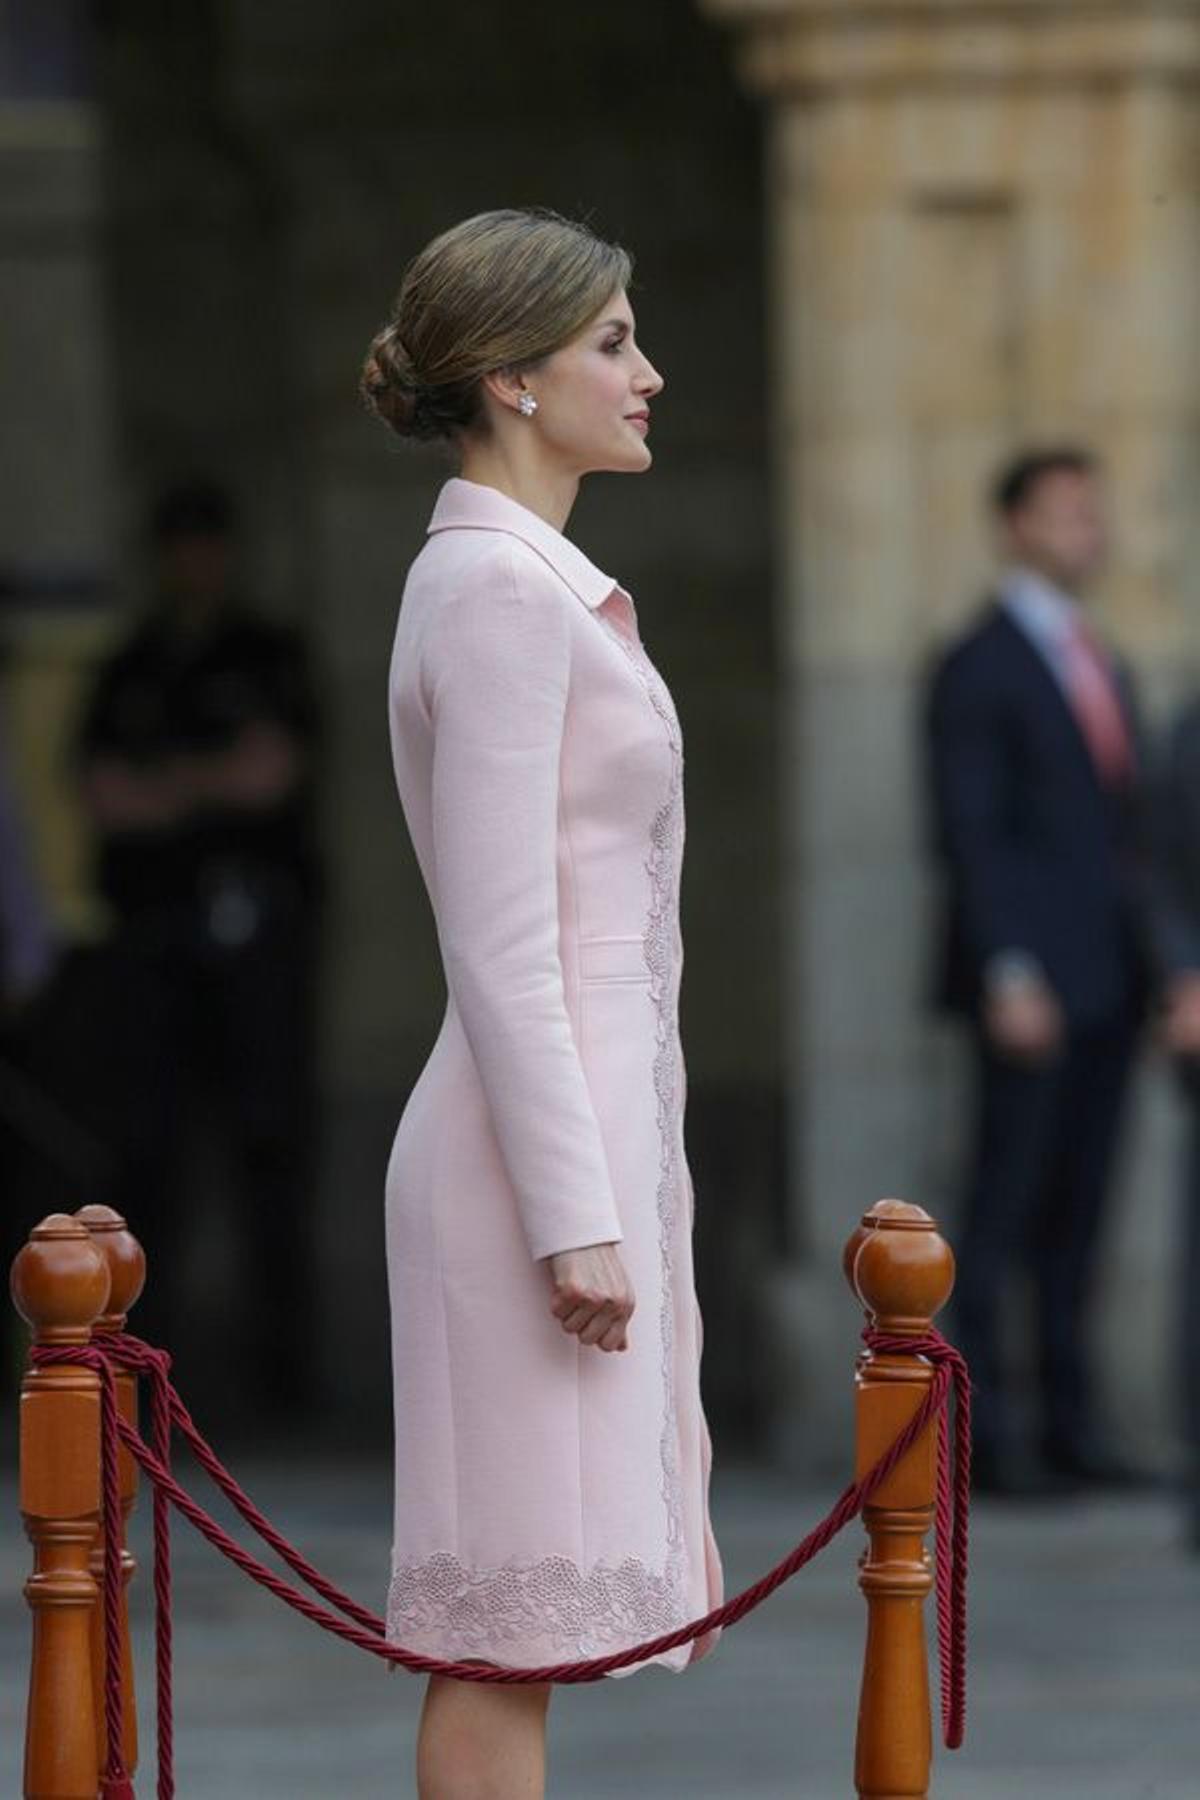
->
[[637, 355, 664, 396]]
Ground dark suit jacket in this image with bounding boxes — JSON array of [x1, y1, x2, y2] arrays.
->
[[1150, 695, 1200, 976], [924, 600, 1149, 1028], [1149, 694, 1200, 1102]]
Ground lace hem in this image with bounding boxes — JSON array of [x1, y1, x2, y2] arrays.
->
[[386, 1547, 688, 1659], [595, 611, 688, 1604]]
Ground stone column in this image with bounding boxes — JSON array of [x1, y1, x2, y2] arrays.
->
[[700, 0, 1200, 1465], [0, 88, 118, 937]]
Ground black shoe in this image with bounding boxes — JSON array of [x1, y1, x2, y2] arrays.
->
[[971, 1442, 1078, 1499]]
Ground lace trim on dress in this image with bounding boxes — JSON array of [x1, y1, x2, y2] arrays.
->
[[595, 614, 688, 1605], [386, 1547, 685, 1658]]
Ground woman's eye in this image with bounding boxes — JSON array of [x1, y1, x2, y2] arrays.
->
[[604, 337, 625, 354]]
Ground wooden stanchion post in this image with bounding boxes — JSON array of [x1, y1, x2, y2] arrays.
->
[[844, 1198, 955, 1800], [10, 1214, 111, 1800], [77, 1205, 145, 1784]]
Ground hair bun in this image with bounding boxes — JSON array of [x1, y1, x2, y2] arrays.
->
[[360, 322, 425, 436]]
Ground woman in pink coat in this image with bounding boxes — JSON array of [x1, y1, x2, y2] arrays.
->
[[361, 207, 724, 1799]]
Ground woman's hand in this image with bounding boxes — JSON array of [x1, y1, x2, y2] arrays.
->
[[544, 1242, 635, 1353]]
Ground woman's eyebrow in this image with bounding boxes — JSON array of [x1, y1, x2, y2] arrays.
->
[[599, 318, 631, 333]]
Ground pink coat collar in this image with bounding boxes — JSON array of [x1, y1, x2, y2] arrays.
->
[[426, 477, 618, 611]]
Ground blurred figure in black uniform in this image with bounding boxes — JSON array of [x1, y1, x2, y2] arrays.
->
[[75, 481, 324, 1421]]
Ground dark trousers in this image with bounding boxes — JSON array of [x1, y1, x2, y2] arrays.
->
[[952, 1012, 1139, 1459]]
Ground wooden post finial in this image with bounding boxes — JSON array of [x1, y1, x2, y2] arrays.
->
[[847, 1197, 955, 1332], [12, 1215, 111, 1798], [11, 1213, 111, 1344], [843, 1198, 956, 1800], [75, 1206, 145, 1333]]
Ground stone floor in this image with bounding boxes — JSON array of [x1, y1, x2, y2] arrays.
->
[[2, 1450, 1198, 1798]]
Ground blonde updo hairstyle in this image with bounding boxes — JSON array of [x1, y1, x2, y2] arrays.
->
[[360, 207, 633, 444]]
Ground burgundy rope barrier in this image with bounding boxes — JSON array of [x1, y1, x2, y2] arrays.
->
[[864, 1327, 971, 1750], [32, 1325, 969, 1797], [145, 1344, 174, 1798], [113, 1335, 388, 1635], [99, 1352, 135, 1799]]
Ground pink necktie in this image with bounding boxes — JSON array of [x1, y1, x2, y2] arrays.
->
[[1061, 617, 1133, 786]]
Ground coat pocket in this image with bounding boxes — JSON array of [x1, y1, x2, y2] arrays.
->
[[578, 934, 650, 985]]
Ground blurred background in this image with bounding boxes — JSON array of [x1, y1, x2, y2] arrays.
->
[[2, 3, 1200, 1790], [1, 0, 778, 1449]]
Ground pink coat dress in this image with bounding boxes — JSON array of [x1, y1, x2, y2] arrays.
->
[[383, 475, 724, 1675]]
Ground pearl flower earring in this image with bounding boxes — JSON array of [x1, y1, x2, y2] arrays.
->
[[517, 393, 538, 417]]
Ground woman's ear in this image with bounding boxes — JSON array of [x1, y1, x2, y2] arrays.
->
[[480, 365, 529, 417]]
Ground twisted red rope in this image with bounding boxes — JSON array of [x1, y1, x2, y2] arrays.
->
[[112, 1335, 391, 1636], [864, 1328, 971, 1749], [32, 1324, 969, 1796], [144, 1345, 174, 1797]]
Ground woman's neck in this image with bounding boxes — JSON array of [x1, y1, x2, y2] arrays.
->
[[457, 441, 580, 535]]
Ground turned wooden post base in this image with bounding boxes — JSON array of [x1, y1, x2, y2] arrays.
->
[[11, 1208, 146, 1800], [844, 1199, 955, 1800]]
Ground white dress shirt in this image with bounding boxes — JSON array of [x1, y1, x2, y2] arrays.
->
[[997, 563, 1084, 699], [986, 564, 1092, 994]]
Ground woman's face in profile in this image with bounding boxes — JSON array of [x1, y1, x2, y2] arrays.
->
[[532, 288, 665, 477]]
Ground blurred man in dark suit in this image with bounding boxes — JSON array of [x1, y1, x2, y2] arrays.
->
[[925, 447, 1148, 1494]]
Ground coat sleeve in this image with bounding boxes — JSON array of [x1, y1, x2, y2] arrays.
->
[[420, 545, 624, 1263], [925, 648, 1049, 973], [1147, 701, 1200, 978]]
